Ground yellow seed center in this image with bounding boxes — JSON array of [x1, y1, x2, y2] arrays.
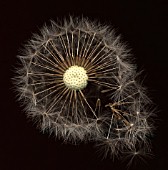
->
[[63, 65, 88, 90]]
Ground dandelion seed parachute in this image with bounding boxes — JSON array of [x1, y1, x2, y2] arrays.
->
[[14, 17, 153, 159]]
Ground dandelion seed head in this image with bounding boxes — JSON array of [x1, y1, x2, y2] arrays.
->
[[63, 65, 88, 90], [13, 16, 154, 163]]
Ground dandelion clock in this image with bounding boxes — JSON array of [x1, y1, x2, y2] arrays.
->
[[13, 17, 154, 160]]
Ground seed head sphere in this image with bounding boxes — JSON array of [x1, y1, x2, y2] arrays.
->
[[14, 17, 153, 159]]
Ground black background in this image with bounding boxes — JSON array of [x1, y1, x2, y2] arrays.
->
[[1, 0, 168, 169]]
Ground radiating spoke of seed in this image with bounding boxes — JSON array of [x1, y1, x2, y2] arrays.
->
[[81, 35, 99, 67], [30, 80, 58, 86], [71, 32, 74, 57], [107, 113, 114, 139], [89, 76, 114, 79], [59, 35, 73, 67], [46, 87, 69, 113], [117, 92, 140, 103], [123, 81, 135, 88], [74, 90, 78, 117], [28, 72, 63, 77], [86, 40, 103, 62], [95, 98, 101, 116], [66, 89, 74, 123], [65, 30, 72, 59], [92, 50, 115, 66], [36, 84, 64, 104], [48, 40, 69, 69], [49, 40, 65, 62], [31, 62, 57, 72], [59, 35, 69, 58], [101, 88, 115, 93], [85, 49, 115, 70], [79, 90, 97, 119], [42, 43, 59, 62], [95, 62, 115, 70], [84, 33, 96, 59], [86, 63, 115, 78], [78, 91, 89, 124], [32, 62, 63, 75], [59, 89, 71, 113], [87, 67, 116, 76], [81, 34, 91, 59], [79, 33, 87, 61], [76, 29, 80, 57], [89, 79, 117, 89], [35, 82, 64, 96], [87, 46, 106, 67], [116, 101, 135, 106], [72, 90, 79, 124], [46, 87, 68, 114], [82, 33, 95, 60], [35, 52, 58, 69], [42, 43, 66, 72]]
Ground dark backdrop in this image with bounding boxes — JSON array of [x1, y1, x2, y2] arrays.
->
[[1, 0, 168, 170]]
